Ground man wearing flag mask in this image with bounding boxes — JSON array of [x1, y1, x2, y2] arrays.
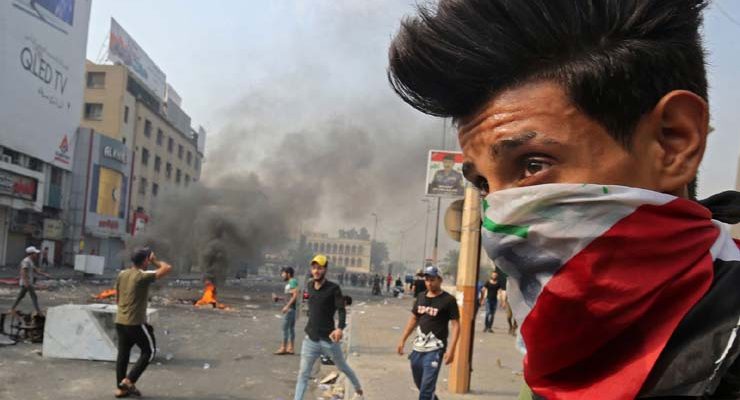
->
[[387, 1, 740, 399]]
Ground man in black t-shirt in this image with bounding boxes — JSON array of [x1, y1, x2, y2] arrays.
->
[[397, 266, 460, 400], [480, 271, 503, 332], [412, 270, 426, 298]]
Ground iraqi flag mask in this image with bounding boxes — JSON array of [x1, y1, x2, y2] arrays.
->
[[481, 184, 740, 399]]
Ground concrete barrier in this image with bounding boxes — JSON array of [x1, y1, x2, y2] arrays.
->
[[42, 304, 158, 361]]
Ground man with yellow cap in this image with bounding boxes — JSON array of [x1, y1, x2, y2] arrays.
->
[[293, 254, 364, 400]]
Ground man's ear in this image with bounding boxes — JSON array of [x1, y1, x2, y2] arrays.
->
[[649, 90, 709, 196]]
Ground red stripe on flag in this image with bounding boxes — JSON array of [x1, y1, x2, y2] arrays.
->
[[522, 198, 718, 400]]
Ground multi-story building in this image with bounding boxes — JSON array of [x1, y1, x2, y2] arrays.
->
[[304, 232, 371, 273], [79, 61, 204, 230], [0, 0, 91, 267]]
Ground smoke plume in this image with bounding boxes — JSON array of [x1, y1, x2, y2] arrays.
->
[[126, 1, 458, 278]]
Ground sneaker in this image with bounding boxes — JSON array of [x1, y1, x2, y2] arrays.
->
[[350, 393, 364, 400]]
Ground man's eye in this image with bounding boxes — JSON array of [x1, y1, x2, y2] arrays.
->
[[522, 158, 552, 178]]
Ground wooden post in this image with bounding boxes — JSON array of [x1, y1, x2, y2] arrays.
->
[[448, 185, 481, 393]]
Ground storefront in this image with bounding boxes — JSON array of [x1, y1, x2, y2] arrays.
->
[[67, 129, 132, 271]]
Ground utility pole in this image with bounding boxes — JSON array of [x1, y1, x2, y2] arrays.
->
[[432, 198, 441, 264], [421, 199, 431, 269], [448, 185, 481, 394], [432, 119, 448, 265]]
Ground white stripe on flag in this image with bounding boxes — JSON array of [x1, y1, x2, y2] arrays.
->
[[710, 221, 740, 262]]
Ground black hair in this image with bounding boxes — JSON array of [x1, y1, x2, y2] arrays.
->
[[282, 266, 295, 277], [131, 247, 152, 267], [388, 0, 708, 149]]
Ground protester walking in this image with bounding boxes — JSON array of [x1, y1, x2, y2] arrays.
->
[[480, 271, 503, 332], [397, 266, 460, 400], [10, 246, 51, 316], [293, 254, 364, 400], [114, 248, 172, 398]]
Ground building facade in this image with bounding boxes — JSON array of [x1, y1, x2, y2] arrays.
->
[[80, 62, 204, 229], [304, 232, 371, 273], [0, 0, 92, 267], [66, 129, 133, 269]]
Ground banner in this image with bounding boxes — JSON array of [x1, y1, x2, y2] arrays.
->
[[96, 167, 123, 217], [0, 169, 37, 201], [425, 150, 465, 198], [0, 0, 91, 170], [109, 18, 166, 100]]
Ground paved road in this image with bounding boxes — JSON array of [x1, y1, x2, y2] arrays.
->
[[346, 294, 524, 399], [0, 279, 523, 399]]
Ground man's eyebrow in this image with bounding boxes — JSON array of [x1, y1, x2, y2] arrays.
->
[[490, 131, 560, 157]]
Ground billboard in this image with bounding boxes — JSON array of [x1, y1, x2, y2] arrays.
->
[[425, 150, 465, 198], [0, 169, 38, 201], [0, 0, 91, 170], [84, 133, 131, 238], [108, 18, 166, 100]]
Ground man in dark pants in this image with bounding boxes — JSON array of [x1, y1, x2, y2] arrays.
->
[[397, 266, 460, 400], [114, 248, 172, 398], [10, 246, 51, 316], [479, 271, 502, 333]]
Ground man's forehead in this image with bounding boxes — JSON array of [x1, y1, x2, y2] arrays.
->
[[457, 81, 573, 148]]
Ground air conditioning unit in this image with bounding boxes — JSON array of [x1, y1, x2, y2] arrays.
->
[[0, 155, 11, 163]]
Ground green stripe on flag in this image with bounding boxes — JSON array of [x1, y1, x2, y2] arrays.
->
[[482, 217, 529, 238]]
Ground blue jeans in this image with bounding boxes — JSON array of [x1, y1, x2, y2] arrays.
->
[[294, 337, 362, 400], [282, 308, 296, 343], [485, 298, 498, 330], [410, 349, 443, 400]]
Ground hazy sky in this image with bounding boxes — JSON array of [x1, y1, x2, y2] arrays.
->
[[84, 1, 740, 265]]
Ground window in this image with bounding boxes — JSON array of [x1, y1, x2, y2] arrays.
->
[[165, 162, 172, 179], [167, 137, 174, 153], [86, 72, 105, 88], [51, 166, 63, 185], [84, 103, 103, 120], [195, 157, 201, 172], [176, 169, 182, 184], [185, 174, 190, 187], [186, 151, 192, 165], [139, 178, 147, 195], [152, 183, 159, 197], [177, 144, 183, 159], [144, 120, 152, 137], [124, 106, 129, 124], [154, 156, 161, 172], [156, 129, 164, 145], [141, 148, 149, 165]]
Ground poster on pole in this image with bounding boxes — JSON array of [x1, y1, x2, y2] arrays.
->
[[425, 150, 465, 198], [0, 0, 92, 170], [108, 18, 166, 100]]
